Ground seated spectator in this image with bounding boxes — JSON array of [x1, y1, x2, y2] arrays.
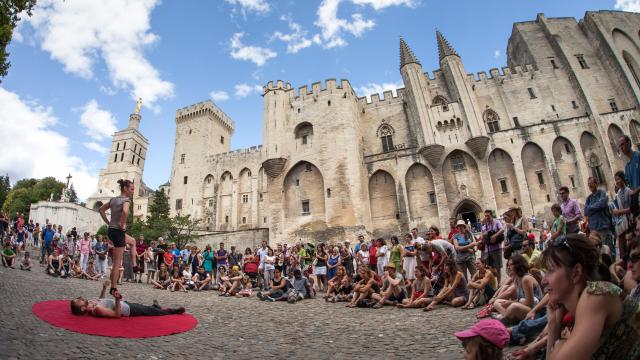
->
[[347, 267, 380, 308], [425, 260, 468, 311], [398, 265, 431, 308], [454, 318, 509, 360], [236, 275, 254, 297], [151, 263, 171, 290], [191, 265, 212, 291], [324, 265, 352, 303], [590, 232, 611, 257], [169, 264, 187, 293], [372, 263, 406, 308], [19, 251, 32, 270], [47, 248, 63, 276], [268, 269, 310, 303], [543, 235, 640, 359], [356, 243, 369, 271], [492, 254, 541, 323], [1, 242, 16, 268], [464, 258, 497, 309], [84, 259, 100, 280], [219, 265, 243, 296], [258, 267, 288, 301]]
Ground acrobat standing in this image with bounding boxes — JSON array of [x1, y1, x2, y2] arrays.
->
[[99, 179, 138, 297]]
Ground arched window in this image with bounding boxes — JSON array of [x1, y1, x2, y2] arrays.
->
[[484, 109, 500, 133], [433, 95, 449, 111], [630, 120, 640, 145], [294, 122, 313, 145], [450, 153, 466, 171], [623, 51, 640, 90], [378, 124, 395, 153]]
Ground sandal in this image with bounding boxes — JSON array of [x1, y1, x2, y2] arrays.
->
[[476, 304, 493, 319]]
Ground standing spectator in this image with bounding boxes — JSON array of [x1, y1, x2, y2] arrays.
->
[[401, 233, 417, 281], [375, 238, 388, 275], [95, 235, 109, 278], [202, 245, 214, 278], [57, 225, 66, 248], [584, 176, 616, 258], [452, 220, 477, 281], [155, 237, 168, 267], [133, 235, 146, 283], [368, 238, 378, 273], [388, 236, 401, 275], [32, 222, 40, 248], [215, 242, 228, 273], [549, 203, 566, 243], [411, 228, 425, 246], [145, 240, 157, 283], [354, 235, 365, 254], [41, 224, 55, 265], [170, 243, 181, 265], [559, 186, 583, 234], [26, 219, 35, 247], [122, 246, 134, 283], [0, 212, 8, 240], [79, 232, 91, 272], [70, 227, 78, 241], [327, 246, 341, 280], [66, 235, 77, 261], [228, 245, 242, 269], [447, 218, 459, 244], [15, 225, 26, 252], [619, 135, 640, 217], [257, 241, 269, 290], [530, 214, 536, 229], [315, 243, 329, 292], [612, 170, 632, 264], [481, 209, 503, 283], [503, 206, 528, 259]]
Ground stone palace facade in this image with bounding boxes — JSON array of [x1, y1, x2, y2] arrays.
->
[[122, 10, 640, 244]]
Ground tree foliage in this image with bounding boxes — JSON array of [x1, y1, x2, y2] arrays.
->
[[1, 176, 65, 218], [66, 183, 78, 203], [145, 189, 171, 240], [0, 175, 10, 210], [0, 0, 37, 81], [96, 224, 108, 237], [169, 214, 201, 249]]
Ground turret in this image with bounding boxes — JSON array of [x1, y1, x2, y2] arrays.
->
[[437, 30, 489, 158], [261, 80, 291, 178], [399, 37, 443, 167]]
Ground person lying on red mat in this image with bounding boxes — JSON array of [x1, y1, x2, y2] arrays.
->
[[70, 281, 185, 318]]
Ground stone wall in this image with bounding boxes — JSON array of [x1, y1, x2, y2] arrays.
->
[[29, 202, 103, 235]]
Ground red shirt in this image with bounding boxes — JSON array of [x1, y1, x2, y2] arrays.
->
[[447, 227, 459, 243], [368, 244, 378, 265], [136, 242, 146, 256]]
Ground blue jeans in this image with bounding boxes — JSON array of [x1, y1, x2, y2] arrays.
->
[[510, 313, 548, 345]]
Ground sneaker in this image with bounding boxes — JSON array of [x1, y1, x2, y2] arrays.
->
[[174, 307, 186, 314], [257, 292, 265, 301], [265, 296, 275, 302], [372, 302, 383, 309]]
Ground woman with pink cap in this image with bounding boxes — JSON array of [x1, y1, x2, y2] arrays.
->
[[454, 318, 509, 360]]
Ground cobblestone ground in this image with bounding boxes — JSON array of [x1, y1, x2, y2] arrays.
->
[[1, 252, 480, 359]]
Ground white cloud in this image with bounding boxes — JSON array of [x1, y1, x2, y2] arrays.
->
[[615, 0, 640, 12], [234, 83, 263, 98], [494, 50, 500, 59], [78, 99, 117, 141], [272, 15, 314, 54], [83, 142, 108, 154], [99, 85, 117, 96], [355, 81, 403, 100], [210, 90, 230, 102], [0, 87, 97, 200], [315, 0, 375, 48], [351, 0, 417, 10], [22, 0, 174, 108], [224, 0, 270, 14], [229, 32, 277, 66]]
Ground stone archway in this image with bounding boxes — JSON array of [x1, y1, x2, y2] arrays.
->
[[369, 170, 399, 234], [283, 161, 326, 228], [452, 199, 482, 225]]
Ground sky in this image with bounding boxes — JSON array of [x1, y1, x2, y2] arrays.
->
[[0, 0, 638, 201]]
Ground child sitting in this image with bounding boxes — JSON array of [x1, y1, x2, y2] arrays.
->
[[454, 319, 509, 360], [19, 251, 32, 271]]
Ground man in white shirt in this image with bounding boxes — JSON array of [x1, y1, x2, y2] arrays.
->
[[375, 238, 388, 275], [411, 228, 425, 246]]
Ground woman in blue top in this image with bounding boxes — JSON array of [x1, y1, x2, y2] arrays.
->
[[203, 245, 214, 277], [327, 246, 341, 280]]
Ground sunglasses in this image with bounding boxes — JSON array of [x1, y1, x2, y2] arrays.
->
[[630, 253, 640, 264], [553, 236, 573, 252]]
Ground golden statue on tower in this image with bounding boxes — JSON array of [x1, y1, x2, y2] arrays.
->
[[134, 97, 143, 114]]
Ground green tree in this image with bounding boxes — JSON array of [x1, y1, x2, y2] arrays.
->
[[169, 214, 201, 249], [0, 175, 10, 210], [66, 183, 78, 203], [0, 0, 37, 81], [1, 177, 65, 218], [146, 189, 171, 240], [96, 224, 108, 237]]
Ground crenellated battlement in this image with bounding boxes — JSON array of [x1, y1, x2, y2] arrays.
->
[[265, 79, 356, 101], [175, 100, 235, 131], [356, 88, 405, 106], [206, 145, 263, 163], [467, 63, 539, 83]]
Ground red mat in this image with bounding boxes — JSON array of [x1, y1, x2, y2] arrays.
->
[[32, 300, 198, 338]]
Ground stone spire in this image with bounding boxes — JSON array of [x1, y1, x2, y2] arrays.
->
[[399, 37, 420, 69], [436, 30, 459, 61]]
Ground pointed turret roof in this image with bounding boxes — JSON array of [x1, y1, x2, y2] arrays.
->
[[436, 30, 459, 61], [399, 37, 421, 69]]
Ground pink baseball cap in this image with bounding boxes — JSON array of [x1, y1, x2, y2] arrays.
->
[[454, 319, 510, 349]]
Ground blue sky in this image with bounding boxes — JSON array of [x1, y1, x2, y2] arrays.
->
[[0, 0, 636, 200]]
